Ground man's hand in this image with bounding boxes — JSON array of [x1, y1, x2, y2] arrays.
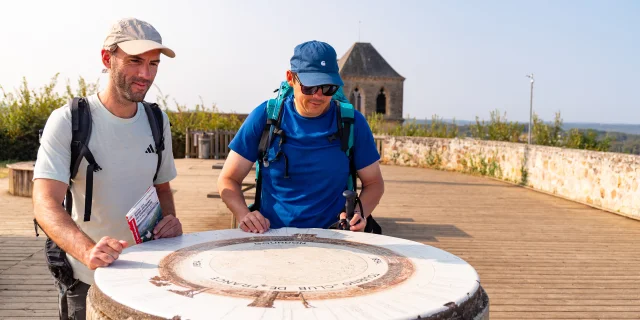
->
[[153, 215, 183, 239], [340, 212, 367, 232], [84, 236, 128, 270], [239, 211, 270, 233]]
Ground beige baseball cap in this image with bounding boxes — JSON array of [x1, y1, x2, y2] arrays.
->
[[103, 18, 175, 58]]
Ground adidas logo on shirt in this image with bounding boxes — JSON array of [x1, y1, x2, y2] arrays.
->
[[145, 144, 156, 154]]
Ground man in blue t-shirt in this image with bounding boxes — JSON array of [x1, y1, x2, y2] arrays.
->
[[217, 40, 384, 233]]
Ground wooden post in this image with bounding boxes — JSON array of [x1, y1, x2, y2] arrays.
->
[[208, 132, 213, 159], [224, 132, 230, 158], [185, 128, 190, 158], [213, 130, 219, 159]]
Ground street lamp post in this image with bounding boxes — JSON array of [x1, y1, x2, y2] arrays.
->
[[526, 73, 535, 144]]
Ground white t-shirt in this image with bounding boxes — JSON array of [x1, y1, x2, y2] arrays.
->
[[33, 93, 177, 285]]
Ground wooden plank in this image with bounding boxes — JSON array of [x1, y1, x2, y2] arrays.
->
[[0, 274, 52, 280], [0, 285, 57, 291], [0, 257, 33, 261], [1, 267, 51, 275], [0, 303, 58, 310], [0, 279, 57, 285], [0, 291, 57, 297], [0, 310, 58, 317], [6, 161, 36, 171], [211, 163, 256, 171], [207, 193, 255, 200], [489, 299, 640, 306], [0, 296, 57, 303], [2, 159, 640, 319], [490, 312, 640, 319]]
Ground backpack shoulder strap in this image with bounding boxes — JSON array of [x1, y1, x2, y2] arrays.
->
[[251, 81, 294, 212], [330, 87, 356, 154], [257, 98, 281, 157], [69, 98, 92, 180], [337, 101, 355, 154], [66, 97, 100, 222], [335, 101, 357, 191], [257, 81, 292, 158], [142, 102, 165, 183]]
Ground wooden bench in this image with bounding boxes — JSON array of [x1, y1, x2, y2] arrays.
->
[[208, 162, 257, 228], [206, 182, 256, 200], [208, 162, 257, 199], [7, 161, 35, 197], [211, 163, 256, 172]]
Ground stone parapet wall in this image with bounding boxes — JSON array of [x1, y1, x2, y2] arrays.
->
[[378, 136, 640, 219]]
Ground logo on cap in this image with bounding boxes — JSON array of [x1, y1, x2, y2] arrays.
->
[[321, 61, 326, 66]]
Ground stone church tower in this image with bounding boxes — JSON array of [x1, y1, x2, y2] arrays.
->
[[338, 43, 405, 123]]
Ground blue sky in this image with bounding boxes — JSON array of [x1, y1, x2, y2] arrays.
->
[[1, 0, 638, 123]]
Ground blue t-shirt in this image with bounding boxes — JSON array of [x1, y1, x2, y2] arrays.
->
[[229, 95, 380, 229]]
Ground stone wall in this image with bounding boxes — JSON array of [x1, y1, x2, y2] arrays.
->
[[379, 136, 640, 219]]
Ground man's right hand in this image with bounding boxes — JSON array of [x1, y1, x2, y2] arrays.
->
[[238, 211, 270, 233], [84, 236, 129, 270]]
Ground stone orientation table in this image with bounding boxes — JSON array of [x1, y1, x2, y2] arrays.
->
[[88, 228, 489, 320]]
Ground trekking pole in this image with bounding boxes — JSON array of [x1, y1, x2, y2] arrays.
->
[[338, 190, 360, 231]]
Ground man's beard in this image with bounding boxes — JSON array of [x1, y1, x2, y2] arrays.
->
[[113, 68, 151, 103]]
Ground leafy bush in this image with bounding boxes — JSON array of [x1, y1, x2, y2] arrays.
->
[[465, 109, 612, 152], [155, 88, 243, 158], [469, 110, 524, 143], [564, 128, 611, 152], [368, 113, 458, 138], [532, 112, 563, 147], [0, 74, 97, 160]]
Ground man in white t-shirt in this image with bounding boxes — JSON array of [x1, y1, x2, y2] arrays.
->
[[33, 18, 182, 319]]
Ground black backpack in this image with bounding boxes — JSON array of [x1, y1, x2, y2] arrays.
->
[[36, 97, 165, 289], [35, 97, 165, 224], [63, 97, 165, 221]]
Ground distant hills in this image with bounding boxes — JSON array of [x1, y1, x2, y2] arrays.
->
[[407, 119, 640, 135], [560, 123, 640, 135]]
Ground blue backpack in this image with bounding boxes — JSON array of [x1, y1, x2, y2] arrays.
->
[[249, 81, 382, 234]]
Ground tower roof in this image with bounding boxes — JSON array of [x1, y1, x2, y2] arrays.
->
[[338, 43, 404, 80]]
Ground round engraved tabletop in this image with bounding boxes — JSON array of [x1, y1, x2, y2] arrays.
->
[[89, 228, 489, 320]]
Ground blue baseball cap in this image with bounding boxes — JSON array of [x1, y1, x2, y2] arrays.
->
[[290, 40, 344, 87]]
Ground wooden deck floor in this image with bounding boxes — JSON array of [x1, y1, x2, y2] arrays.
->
[[1, 158, 639, 319]]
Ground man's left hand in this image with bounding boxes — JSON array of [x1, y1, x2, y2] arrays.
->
[[153, 215, 183, 239], [339, 212, 367, 232]]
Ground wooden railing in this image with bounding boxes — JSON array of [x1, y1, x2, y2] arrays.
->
[[185, 129, 237, 159], [185, 129, 385, 160]]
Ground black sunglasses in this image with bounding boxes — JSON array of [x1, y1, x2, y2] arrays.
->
[[294, 74, 339, 96]]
